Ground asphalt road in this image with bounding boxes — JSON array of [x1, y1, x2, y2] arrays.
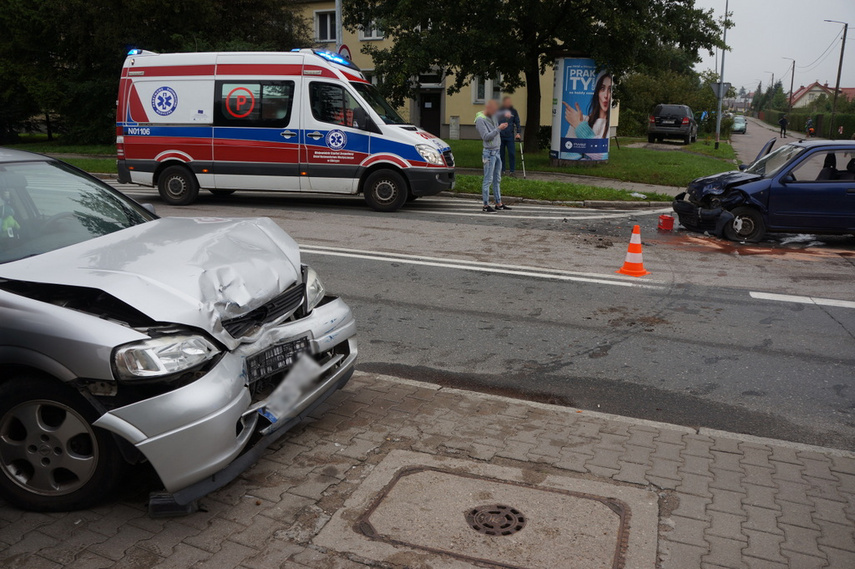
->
[[112, 140, 855, 449]]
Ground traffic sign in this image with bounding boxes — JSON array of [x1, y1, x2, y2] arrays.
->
[[710, 82, 732, 98]]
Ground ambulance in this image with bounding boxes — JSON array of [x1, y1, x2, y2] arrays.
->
[[116, 49, 455, 212]]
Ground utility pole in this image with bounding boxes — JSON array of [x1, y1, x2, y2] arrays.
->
[[714, 0, 729, 150], [783, 57, 795, 114], [825, 20, 848, 138], [335, 0, 343, 52]]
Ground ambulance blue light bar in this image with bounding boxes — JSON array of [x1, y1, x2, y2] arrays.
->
[[313, 50, 361, 71], [128, 49, 143, 55]]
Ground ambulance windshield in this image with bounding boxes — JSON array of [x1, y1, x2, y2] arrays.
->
[[351, 83, 406, 125]]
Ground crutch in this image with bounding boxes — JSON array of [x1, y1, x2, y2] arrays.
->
[[519, 140, 526, 179]]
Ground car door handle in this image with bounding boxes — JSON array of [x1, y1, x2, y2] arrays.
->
[[847, 188, 855, 195], [280, 130, 297, 139], [307, 131, 323, 140]]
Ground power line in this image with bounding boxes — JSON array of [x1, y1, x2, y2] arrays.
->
[[797, 29, 843, 71]]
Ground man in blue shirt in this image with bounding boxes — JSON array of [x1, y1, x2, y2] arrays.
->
[[496, 96, 521, 176]]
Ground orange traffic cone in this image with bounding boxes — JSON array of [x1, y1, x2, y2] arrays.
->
[[616, 225, 650, 277]]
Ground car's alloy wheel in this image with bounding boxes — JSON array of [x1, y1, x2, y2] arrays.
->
[[0, 401, 98, 497], [0, 378, 124, 511]]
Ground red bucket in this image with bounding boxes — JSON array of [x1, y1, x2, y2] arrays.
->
[[658, 214, 674, 231]]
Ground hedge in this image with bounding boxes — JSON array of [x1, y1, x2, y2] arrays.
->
[[759, 110, 855, 139]]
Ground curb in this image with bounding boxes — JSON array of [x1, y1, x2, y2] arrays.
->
[[438, 191, 671, 209], [366, 371, 855, 458]]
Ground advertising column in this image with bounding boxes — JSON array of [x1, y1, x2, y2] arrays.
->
[[550, 57, 612, 164]]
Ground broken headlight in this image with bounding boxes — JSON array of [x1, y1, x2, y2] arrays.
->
[[305, 266, 326, 312], [113, 334, 220, 380]]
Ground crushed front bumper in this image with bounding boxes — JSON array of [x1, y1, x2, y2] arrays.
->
[[94, 297, 357, 503], [672, 192, 734, 236]]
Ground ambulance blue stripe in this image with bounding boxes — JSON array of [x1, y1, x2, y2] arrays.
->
[[116, 123, 439, 163]]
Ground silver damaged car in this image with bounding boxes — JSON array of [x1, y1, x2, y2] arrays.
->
[[0, 149, 357, 511]]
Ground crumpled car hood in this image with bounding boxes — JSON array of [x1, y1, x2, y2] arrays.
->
[[687, 170, 762, 202], [0, 217, 301, 345]]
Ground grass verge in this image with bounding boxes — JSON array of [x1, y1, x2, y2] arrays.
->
[[687, 138, 737, 160], [5, 136, 115, 156], [448, 139, 734, 187], [63, 158, 117, 173], [453, 175, 672, 202]]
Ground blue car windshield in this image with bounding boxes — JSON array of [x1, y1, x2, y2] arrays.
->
[[745, 143, 804, 177]]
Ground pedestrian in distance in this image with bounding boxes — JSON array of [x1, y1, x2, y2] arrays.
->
[[779, 115, 789, 138], [806, 117, 814, 138], [496, 96, 521, 176], [475, 99, 512, 212]]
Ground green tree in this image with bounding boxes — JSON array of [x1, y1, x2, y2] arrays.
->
[[0, 0, 311, 143], [614, 68, 719, 136], [343, 0, 724, 151], [750, 82, 764, 112], [769, 81, 787, 111]]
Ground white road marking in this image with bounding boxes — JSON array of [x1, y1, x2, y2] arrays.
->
[[111, 183, 669, 221], [749, 291, 855, 310], [300, 245, 663, 289], [403, 207, 672, 221]]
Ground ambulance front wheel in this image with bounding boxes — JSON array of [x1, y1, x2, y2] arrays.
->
[[363, 170, 408, 212], [157, 165, 199, 206]]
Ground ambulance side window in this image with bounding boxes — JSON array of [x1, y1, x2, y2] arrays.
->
[[215, 81, 295, 127], [309, 82, 367, 130]]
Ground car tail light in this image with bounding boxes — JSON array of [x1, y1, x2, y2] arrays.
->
[[681, 117, 690, 125], [116, 136, 125, 158], [648, 115, 655, 124]]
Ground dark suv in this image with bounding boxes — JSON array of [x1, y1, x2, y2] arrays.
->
[[648, 104, 698, 144]]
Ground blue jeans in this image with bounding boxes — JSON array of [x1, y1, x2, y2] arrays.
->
[[482, 149, 502, 205], [500, 138, 516, 173]]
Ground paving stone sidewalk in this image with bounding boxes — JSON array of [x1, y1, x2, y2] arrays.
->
[[1, 372, 854, 569]]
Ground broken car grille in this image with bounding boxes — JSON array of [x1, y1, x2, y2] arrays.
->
[[443, 150, 455, 167], [222, 282, 305, 338]]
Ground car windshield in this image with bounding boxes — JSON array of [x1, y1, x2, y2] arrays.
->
[[0, 161, 153, 264], [745, 143, 804, 177], [350, 82, 406, 125]]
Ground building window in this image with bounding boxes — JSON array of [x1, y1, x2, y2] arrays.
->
[[315, 11, 336, 43], [472, 74, 502, 104], [491, 74, 502, 101], [362, 70, 381, 86], [359, 20, 384, 40]]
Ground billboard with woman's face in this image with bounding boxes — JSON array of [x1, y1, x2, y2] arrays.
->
[[550, 58, 612, 162]]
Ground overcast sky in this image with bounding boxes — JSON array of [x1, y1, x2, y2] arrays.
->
[[693, 0, 854, 94]]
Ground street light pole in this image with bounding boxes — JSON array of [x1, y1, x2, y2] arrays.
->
[[335, 0, 343, 52], [783, 57, 795, 115], [715, 0, 729, 150], [825, 20, 848, 138]]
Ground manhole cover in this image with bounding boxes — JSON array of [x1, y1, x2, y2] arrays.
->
[[466, 504, 527, 536]]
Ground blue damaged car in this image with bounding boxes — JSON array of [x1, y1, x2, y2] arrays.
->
[[673, 139, 855, 242]]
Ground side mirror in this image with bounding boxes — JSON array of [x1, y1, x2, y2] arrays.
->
[[142, 203, 156, 215], [781, 174, 794, 184], [738, 164, 749, 171]]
